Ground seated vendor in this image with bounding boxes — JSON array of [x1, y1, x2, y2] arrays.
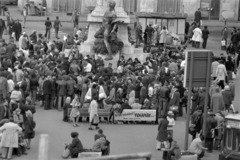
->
[[162, 136, 181, 160], [92, 135, 109, 156], [62, 132, 83, 159], [189, 134, 207, 160], [131, 98, 142, 110]]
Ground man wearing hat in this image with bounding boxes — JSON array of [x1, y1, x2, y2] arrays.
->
[[205, 109, 217, 153]]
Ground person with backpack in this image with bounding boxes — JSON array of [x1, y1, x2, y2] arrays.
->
[[0, 18, 6, 39]]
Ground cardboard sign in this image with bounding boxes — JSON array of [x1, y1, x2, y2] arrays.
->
[[114, 110, 156, 121]]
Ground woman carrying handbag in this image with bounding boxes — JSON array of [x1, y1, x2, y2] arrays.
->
[[88, 95, 100, 130]]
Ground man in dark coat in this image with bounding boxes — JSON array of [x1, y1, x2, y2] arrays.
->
[[146, 24, 153, 45], [231, 31, 239, 52], [202, 26, 210, 49], [43, 75, 52, 110], [57, 76, 67, 111], [205, 110, 217, 153], [13, 19, 22, 41], [191, 108, 202, 140], [194, 8, 202, 27], [139, 82, 147, 105], [156, 115, 169, 150]]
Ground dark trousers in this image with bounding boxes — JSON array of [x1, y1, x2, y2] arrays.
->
[[218, 80, 225, 89], [206, 138, 214, 151], [195, 42, 200, 48], [233, 42, 238, 52], [158, 98, 168, 117], [15, 32, 20, 41], [44, 94, 51, 110], [202, 38, 207, 48], [162, 151, 174, 160], [45, 28, 51, 39], [55, 27, 59, 38], [0, 28, 4, 39]]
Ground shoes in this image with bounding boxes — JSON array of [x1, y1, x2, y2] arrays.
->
[[88, 128, 93, 130], [96, 127, 100, 130], [76, 124, 79, 127]]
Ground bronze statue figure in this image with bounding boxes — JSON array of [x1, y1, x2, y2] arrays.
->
[[93, 0, 124, 60]]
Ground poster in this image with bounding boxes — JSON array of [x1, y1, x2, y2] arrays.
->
[[114, 110, 156, 121], [168, 19, 177, 33]]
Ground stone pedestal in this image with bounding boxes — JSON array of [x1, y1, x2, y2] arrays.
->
[[80, 0, 134, 57], [95, 52, 119, 71]]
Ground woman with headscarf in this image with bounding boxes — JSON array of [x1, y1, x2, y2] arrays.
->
[[62, 132, 83, 159]]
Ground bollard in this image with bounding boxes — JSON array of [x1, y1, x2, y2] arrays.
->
[[38, 134, 49, 160]]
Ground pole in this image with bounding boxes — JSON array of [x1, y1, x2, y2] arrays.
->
[[202, 52, 211, 144], [184, 52, 194, 150], [38, 134, 49, 160], [128, 0, 131, 15]]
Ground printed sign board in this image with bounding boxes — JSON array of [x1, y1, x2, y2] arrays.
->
[[114, 110, 156, 121]]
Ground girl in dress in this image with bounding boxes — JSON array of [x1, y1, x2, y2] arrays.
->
[[70, 94, 81, 127]]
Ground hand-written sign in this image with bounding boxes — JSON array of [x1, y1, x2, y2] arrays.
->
[[114, 110, 156, 121]]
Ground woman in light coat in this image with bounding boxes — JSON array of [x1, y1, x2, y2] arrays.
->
[[159, 26, 168, 45], [192, 27, 202, 48], [0, 120, 22, 159], [128, 85, 135, 106], [88, 96, 99, 130], [216, 61, 227, 89]]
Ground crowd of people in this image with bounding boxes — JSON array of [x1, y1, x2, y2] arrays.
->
[[0, 6, 238, 160]]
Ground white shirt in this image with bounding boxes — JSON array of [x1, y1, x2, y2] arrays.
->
[[84, 63, 92, 73], [180, 60, 185, 69], [117, 66, 123, 74], [7, 79, 14, 93]]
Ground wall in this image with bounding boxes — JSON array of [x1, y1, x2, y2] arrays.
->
[[18, 0, 52, 12], [136, 0, 157, 12], [220, 0, 239, 21], [182, 0, 200, 19]]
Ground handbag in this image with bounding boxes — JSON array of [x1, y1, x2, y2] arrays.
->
[[232, 72, 236, 79], [30, 130, 35, 139], [92, 114, 99, 125]]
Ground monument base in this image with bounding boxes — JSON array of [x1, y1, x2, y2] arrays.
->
[[80, 42, 95, 57], [95, 52, 120, 72]]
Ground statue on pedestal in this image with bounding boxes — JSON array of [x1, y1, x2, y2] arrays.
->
[[92, 0, 124, 60]]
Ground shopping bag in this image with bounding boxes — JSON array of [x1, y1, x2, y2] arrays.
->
[[200, 20, 202, 26], [221, 40, 226, 46], [232, 72, 236, 79], [92, 114, 99, 125], [11, 32, 15, 38]]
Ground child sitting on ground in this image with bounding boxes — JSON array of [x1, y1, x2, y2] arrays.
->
[[70, 94, 81, 127]]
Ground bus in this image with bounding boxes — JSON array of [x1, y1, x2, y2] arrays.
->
[[219, 114, 240, 160]]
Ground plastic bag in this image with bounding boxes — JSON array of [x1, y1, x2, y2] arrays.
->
[[92, 114, 99, 125], [221, 40, 226, 46], [232, 72, 236, 79]]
